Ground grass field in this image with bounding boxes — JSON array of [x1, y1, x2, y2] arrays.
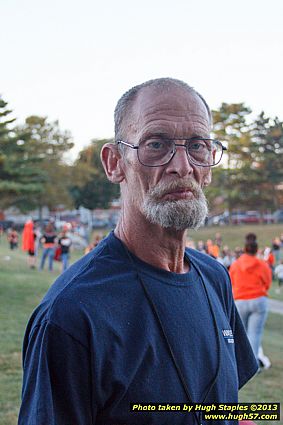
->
[[0, 225, 282, 425], [189, 223, 283, 251]]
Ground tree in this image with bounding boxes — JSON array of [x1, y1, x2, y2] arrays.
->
[[22, 116, 74, 161], [211, 103, 254, 212], [70, 139, 120, 209], [16, 116, 75, 215], [249, 112, 283, 209], [0, 98, 46, 211], [211, 104, 283, 213]]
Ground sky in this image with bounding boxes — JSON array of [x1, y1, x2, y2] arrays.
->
[[1, 0, 283, 159]]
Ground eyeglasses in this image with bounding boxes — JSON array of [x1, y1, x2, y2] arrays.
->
[[116, 137, 226, 167]]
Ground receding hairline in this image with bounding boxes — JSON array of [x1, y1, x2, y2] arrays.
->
[[114, 77, 212, 141]]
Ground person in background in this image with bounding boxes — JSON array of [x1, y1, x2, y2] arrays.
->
[[217, 245, 234, 270], [280, 233, 283, 262], [7, 226, 19, 250], [58, 226, 72, 272], [272, 237, 281, 265], [39, 222, 57, 271], [84, 234, 102, 254], [185, 237, 196, 249], [22, 219, 36, 269], [206, 238, 220, 259], [214, 232, 222, 248], [245, 232, 256, 243], [263, 246, 275, 276], [0, 224, 4, 243], [196, 240, 206, 254], [233, 247, 243, 260], [33, 223, 42, 257], [229, 240, 272, 365], [274, 259, 283, 294]]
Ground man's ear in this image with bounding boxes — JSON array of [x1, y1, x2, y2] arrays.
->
[[100, 143, 125, 183]]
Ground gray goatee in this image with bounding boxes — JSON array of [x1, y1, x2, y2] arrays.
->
[[142, 179, 208, 230]]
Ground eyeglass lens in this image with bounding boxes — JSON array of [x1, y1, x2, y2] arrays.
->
[[138, 138, 222, 166]]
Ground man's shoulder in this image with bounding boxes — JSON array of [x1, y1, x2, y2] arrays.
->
[[50, 233, 129, 296], [28, 233, 131, 340]]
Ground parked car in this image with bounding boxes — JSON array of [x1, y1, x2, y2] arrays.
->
[[231, 212, 247, 225], [273, 209, 283, 223], [242, 211, 261, 224]]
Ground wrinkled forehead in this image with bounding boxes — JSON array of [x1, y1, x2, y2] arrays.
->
[[129, 85, 211, 135], [136, 86, 210, 121]]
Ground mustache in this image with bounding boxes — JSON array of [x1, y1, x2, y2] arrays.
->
[[147, 179, 203, 201]]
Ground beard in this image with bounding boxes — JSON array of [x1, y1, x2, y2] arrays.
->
[[142, 179, 208, 231]]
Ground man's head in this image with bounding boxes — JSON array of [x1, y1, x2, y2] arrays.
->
[[101, 78, 213, 231], [114, 78, 212, 145]]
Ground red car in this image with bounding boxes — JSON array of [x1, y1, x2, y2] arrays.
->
[[242, 211, 261, 224]]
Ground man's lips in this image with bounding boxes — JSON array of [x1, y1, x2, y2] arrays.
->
[[161, 188, 195, 201]]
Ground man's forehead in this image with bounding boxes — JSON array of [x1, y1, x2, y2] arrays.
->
[[132, 85, 208, 121]]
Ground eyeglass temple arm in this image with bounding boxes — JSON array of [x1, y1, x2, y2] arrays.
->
[[116, 140, 139, 149]]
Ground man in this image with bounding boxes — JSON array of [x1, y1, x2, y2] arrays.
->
[[19, 78, 258, 425]]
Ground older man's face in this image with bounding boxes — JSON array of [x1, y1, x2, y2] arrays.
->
[[121, 86, 211, 230]]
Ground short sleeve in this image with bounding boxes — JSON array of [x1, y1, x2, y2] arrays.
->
[[18, 321, 95, 425]]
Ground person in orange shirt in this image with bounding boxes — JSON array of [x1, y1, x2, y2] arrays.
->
[[206, 238, 220, 258], [22, 219, 36, 269], [229, 241, 272, 364]]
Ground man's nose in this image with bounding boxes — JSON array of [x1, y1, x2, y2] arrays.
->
[[165, 144, 194, 177]]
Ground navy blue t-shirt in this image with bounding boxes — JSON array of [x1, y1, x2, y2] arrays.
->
[[18, 231, 258, 425]]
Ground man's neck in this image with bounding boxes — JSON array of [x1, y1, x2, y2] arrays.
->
[[114, 209, 189, 274]]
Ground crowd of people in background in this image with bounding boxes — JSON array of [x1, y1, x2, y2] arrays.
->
[[187, 230, 283, 370], [2, 222, 283, 283], [11, 219, 74, 273], [187, 231, 283, 291], [1, 218, 105, 274]]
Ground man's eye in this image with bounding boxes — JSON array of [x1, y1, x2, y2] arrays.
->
[[145, 139, 168, 150], [188, 140, 208, 151]]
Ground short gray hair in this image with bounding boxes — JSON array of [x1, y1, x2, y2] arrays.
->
[[114, 77, 212, 143]]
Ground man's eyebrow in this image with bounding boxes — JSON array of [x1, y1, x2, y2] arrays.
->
[[188, 133, 210, 139], [140, 131, 211, 140], [141, 131, 171, 140]]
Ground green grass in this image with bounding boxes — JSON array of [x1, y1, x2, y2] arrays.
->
[[0, 225, 282, 425], [239, 313, 283, 425], [0, 241, 84, 425], [189, 223, 283, 251]]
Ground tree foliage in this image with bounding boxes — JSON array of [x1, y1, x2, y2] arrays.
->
[[16, 116, 75, 211], [208, 104, 283, 213], [249, 113, 283, 209], [0, 98, 46, 211], [70, 139, 120, 209]]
